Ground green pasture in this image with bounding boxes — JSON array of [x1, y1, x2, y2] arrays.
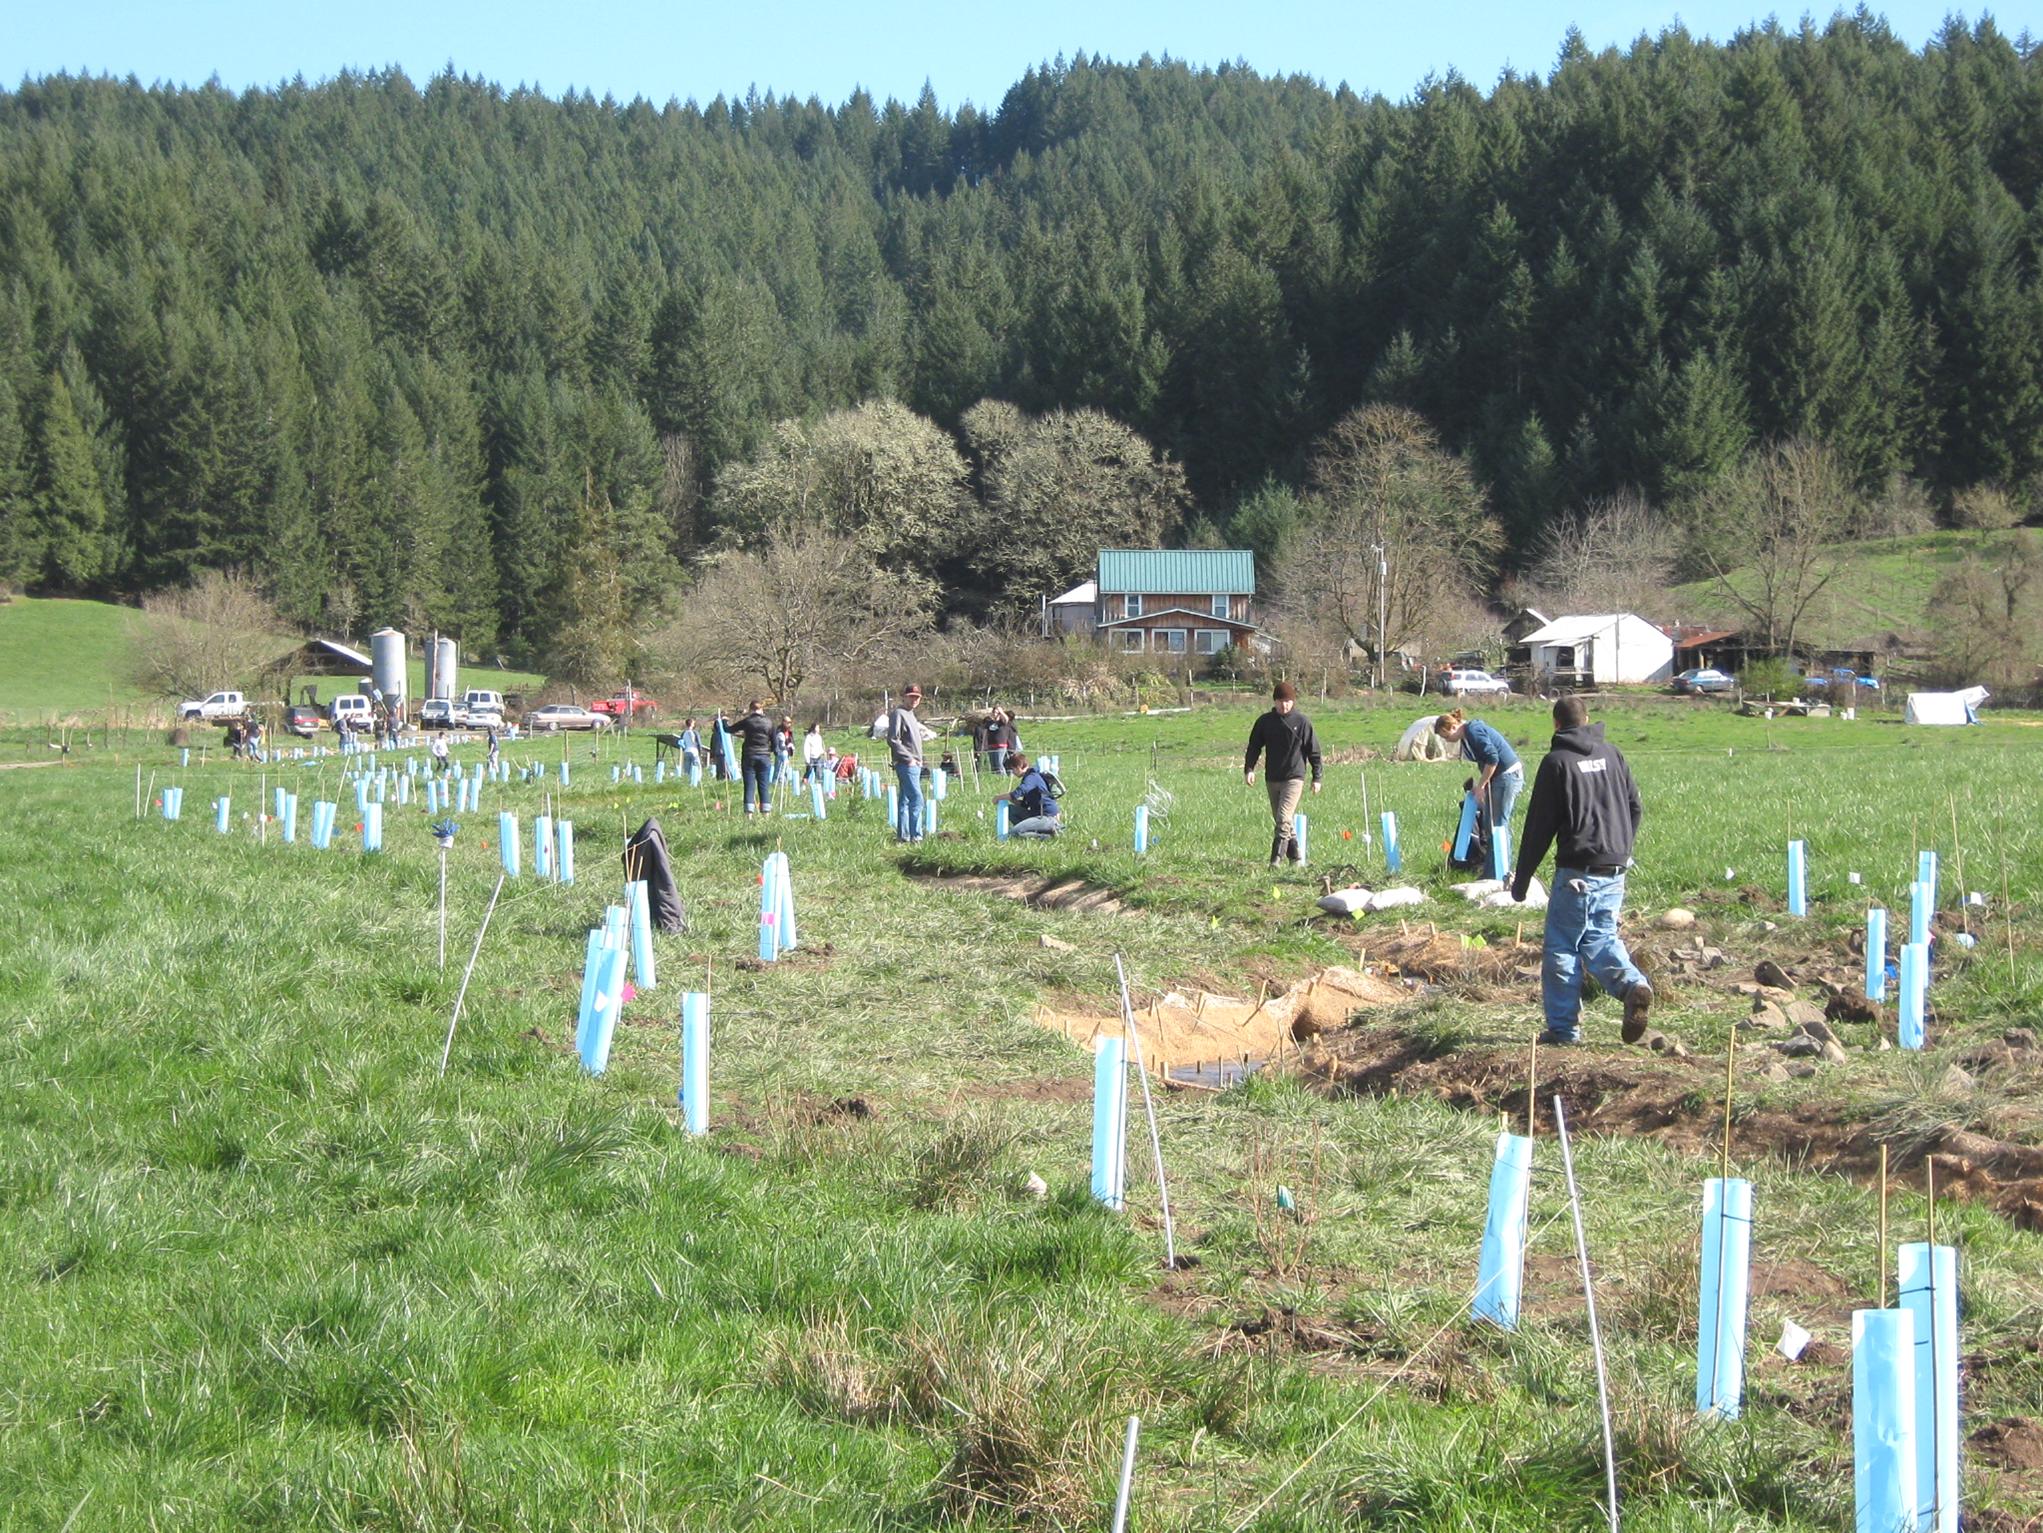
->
[[0, 697, 2038, 1530]]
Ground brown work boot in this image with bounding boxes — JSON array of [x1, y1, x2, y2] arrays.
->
[[1621, 982, 1654, 1044]]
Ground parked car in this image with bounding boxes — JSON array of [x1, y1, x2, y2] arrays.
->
[[329, 695, 375, 730], [461, 688, 505, 724], [1805, 667, 1882, 692], [527, 703, 612, 732], [179, 690, 248, 722], [283, 704, 323, 739], [591, 690, 659, 719], [419, 699, 462, 729], [1674, 667, 1736, 694], [1440, 667, 1512, 697]]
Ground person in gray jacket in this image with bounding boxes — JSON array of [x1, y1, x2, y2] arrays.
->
[[876, 684, 933, 842]]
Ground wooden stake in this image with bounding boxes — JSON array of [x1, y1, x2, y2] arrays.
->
[[1877, 1144, 1889, 1309], [1949, 792, 1970, 937], [1526, 1035, 1537, 1138], [1721, 1024, 1736, 1185]]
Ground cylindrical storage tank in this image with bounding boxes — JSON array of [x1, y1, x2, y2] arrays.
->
[[370, 628, 407, 701], [434, 638, 458, 700]]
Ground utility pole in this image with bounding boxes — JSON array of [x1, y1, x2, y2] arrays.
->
[[1372, 544, 1388, 692]]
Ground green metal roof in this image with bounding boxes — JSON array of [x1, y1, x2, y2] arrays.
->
[[1096, 549, 1255, 596]]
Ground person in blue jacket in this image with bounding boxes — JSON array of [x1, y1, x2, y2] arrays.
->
[[1434, 708, 1523, 837], [997, 752, 1062, 838]]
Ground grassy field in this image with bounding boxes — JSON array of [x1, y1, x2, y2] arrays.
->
[[1669, 527, 2039, 651], [0, 596, 547, 722], [1, 694, 2039, 1530]]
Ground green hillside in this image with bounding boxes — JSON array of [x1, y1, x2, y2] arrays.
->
[[1668, 528, 2037, 650], [0, 597, 545, 719]]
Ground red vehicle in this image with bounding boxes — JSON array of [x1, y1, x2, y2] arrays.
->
[[591, 690, 659, 720]]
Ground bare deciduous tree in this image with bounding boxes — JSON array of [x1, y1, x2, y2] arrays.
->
[[657, 522, 936, 710], [1683, 438, 1857, 657], [1287, 404, 1502, 677], [1526, 491, 1678, 618], [130, 569, 291, 701]]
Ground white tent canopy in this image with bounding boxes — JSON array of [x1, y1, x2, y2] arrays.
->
[[1904, 686, 1989, 726]]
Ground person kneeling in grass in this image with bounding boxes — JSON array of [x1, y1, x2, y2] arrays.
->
[[999, 752, 1062, 838]]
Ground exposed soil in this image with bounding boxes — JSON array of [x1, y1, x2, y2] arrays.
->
[[1975, 1417, 2043, 1476], [915, 869, 1132, 917], [1031, 965, 1409, 1076]]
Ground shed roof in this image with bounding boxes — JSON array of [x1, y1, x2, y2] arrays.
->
[[1520, 613, 1664, 646], [1097, 549, 1255, 596], [1049, 579, 1097, 606], [307, 637, 372, 669]]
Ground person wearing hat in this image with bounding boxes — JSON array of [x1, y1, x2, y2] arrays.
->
[[877, 684, 935, 842], [1243, 680, 1322, 867]]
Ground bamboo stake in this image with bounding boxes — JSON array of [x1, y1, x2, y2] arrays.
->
[[439, 872, 507, 1077], [1721, 1025, 1736, 1186], [1948, 791, 1969, 937], [1877, 1144, 1889, 1309], [1553, 1097, 1620, 1533], [1526, 1035, 1537, 1138]]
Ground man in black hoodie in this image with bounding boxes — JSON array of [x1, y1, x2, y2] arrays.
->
[[735, 700, 778, 816], [1243, 680, 1323, 867], [1511, 695, 1653, 1046]]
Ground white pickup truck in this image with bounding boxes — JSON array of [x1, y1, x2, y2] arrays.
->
[[180, 690, 249, 722]]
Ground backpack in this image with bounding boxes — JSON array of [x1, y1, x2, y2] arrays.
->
[[1039, 766, 1067, 799]]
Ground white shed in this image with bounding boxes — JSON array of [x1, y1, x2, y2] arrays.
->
[[1521, 613, 1675, 686]]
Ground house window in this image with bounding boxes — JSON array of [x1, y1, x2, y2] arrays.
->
[[1125, 593, 1142, 619], [1117, 629, 1145, 652], [1212, 593, 1230, 620], [1195, 629, 1227, 655], [1159, 629, 1187, 654]]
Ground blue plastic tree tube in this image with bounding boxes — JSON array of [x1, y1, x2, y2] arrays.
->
[[355, 780, 370, 814], [1898, 943, 1927, 1049], [363, 802, 382, 852], [574, 929, 604, 1049], [1133, 804, 1150, 854], [1787, 840, 1808, 916], [283, 794, 298, 844], [397, 774, 410, 805], [1910, 880, 1931, 946], [1473, 1131, 1533, 1329], [1866, 908, 1888, 1001], [215, 796, 231, 834], [274, 786, 287, 826], [1490, 822, 1513, 882], [556, 819, 574, 885], [1293, 811, 1310, 863], [180, 747, 189, 767], [1453, 792, 1479, 863], [679, 992, 709, 1135], [628, 878, 656, 990], [534, 814, 554, 881], [1853, 1308, 1919, 1533], [757, 855, 781, 962], [1381, 811, 1401, 872], [1918, 849, 1939, 908], [1898, 1242, 1959, 1533], [580, 948, 626, 1075], [932, 765, 947, 801], [498, 812, 520, 877], [1090, 1036, 1127, 1211], [688, 758, 702, 787], [767, 851, 797, 954], [923, 796, 937, 837], [655, 759, 666, 784], [611, 765, 621, 784], [1697, 1177, 1755, 1419], [996, 801, 1010, 841], [884, 784, 898, 833], [810, 778, 826, 820]]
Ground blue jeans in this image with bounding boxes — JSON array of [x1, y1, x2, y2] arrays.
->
[[1483, 767, 1523, 879], [1011, 814, 1059, 839], [895, 763, 925, 840], [1542, 870, 1647, 1036], [742, 756, 773, 813]]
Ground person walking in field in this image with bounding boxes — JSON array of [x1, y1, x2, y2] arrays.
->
[[803, 722, 827, 785], [1242, 680, 1322, 867], [1511, 695, 1653, 1046], [735, 699, 777, 816], [1433, 708, 1524, 838]]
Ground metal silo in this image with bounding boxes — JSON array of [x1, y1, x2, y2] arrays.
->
[[370, 628, 407, 702], [434, 638, 458, 700]]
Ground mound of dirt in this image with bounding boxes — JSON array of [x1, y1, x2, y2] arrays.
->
[[1033, 966, 1407, 1077]]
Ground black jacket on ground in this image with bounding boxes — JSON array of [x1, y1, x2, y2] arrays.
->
[[1243, 708, 1323, 782], [735, 710, 776, 760], [1511, 722, 1643, 897], [622, 818, 687, 932]]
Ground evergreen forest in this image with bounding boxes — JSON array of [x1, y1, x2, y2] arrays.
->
[[0, 14, 2038, 666]]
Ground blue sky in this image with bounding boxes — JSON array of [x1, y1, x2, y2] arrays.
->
[[4, 2, 1997, 110]]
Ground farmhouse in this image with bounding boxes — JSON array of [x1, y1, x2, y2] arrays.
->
[[1521, 612, 1676, 686], [1092, 549, 1260, 659]]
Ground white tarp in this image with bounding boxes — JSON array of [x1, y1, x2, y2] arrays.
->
[[1904, 687, 1989, 726], [1393, 715, 1454, 762]]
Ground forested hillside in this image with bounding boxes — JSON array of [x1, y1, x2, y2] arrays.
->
[[0, 15, 2037, 665]]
